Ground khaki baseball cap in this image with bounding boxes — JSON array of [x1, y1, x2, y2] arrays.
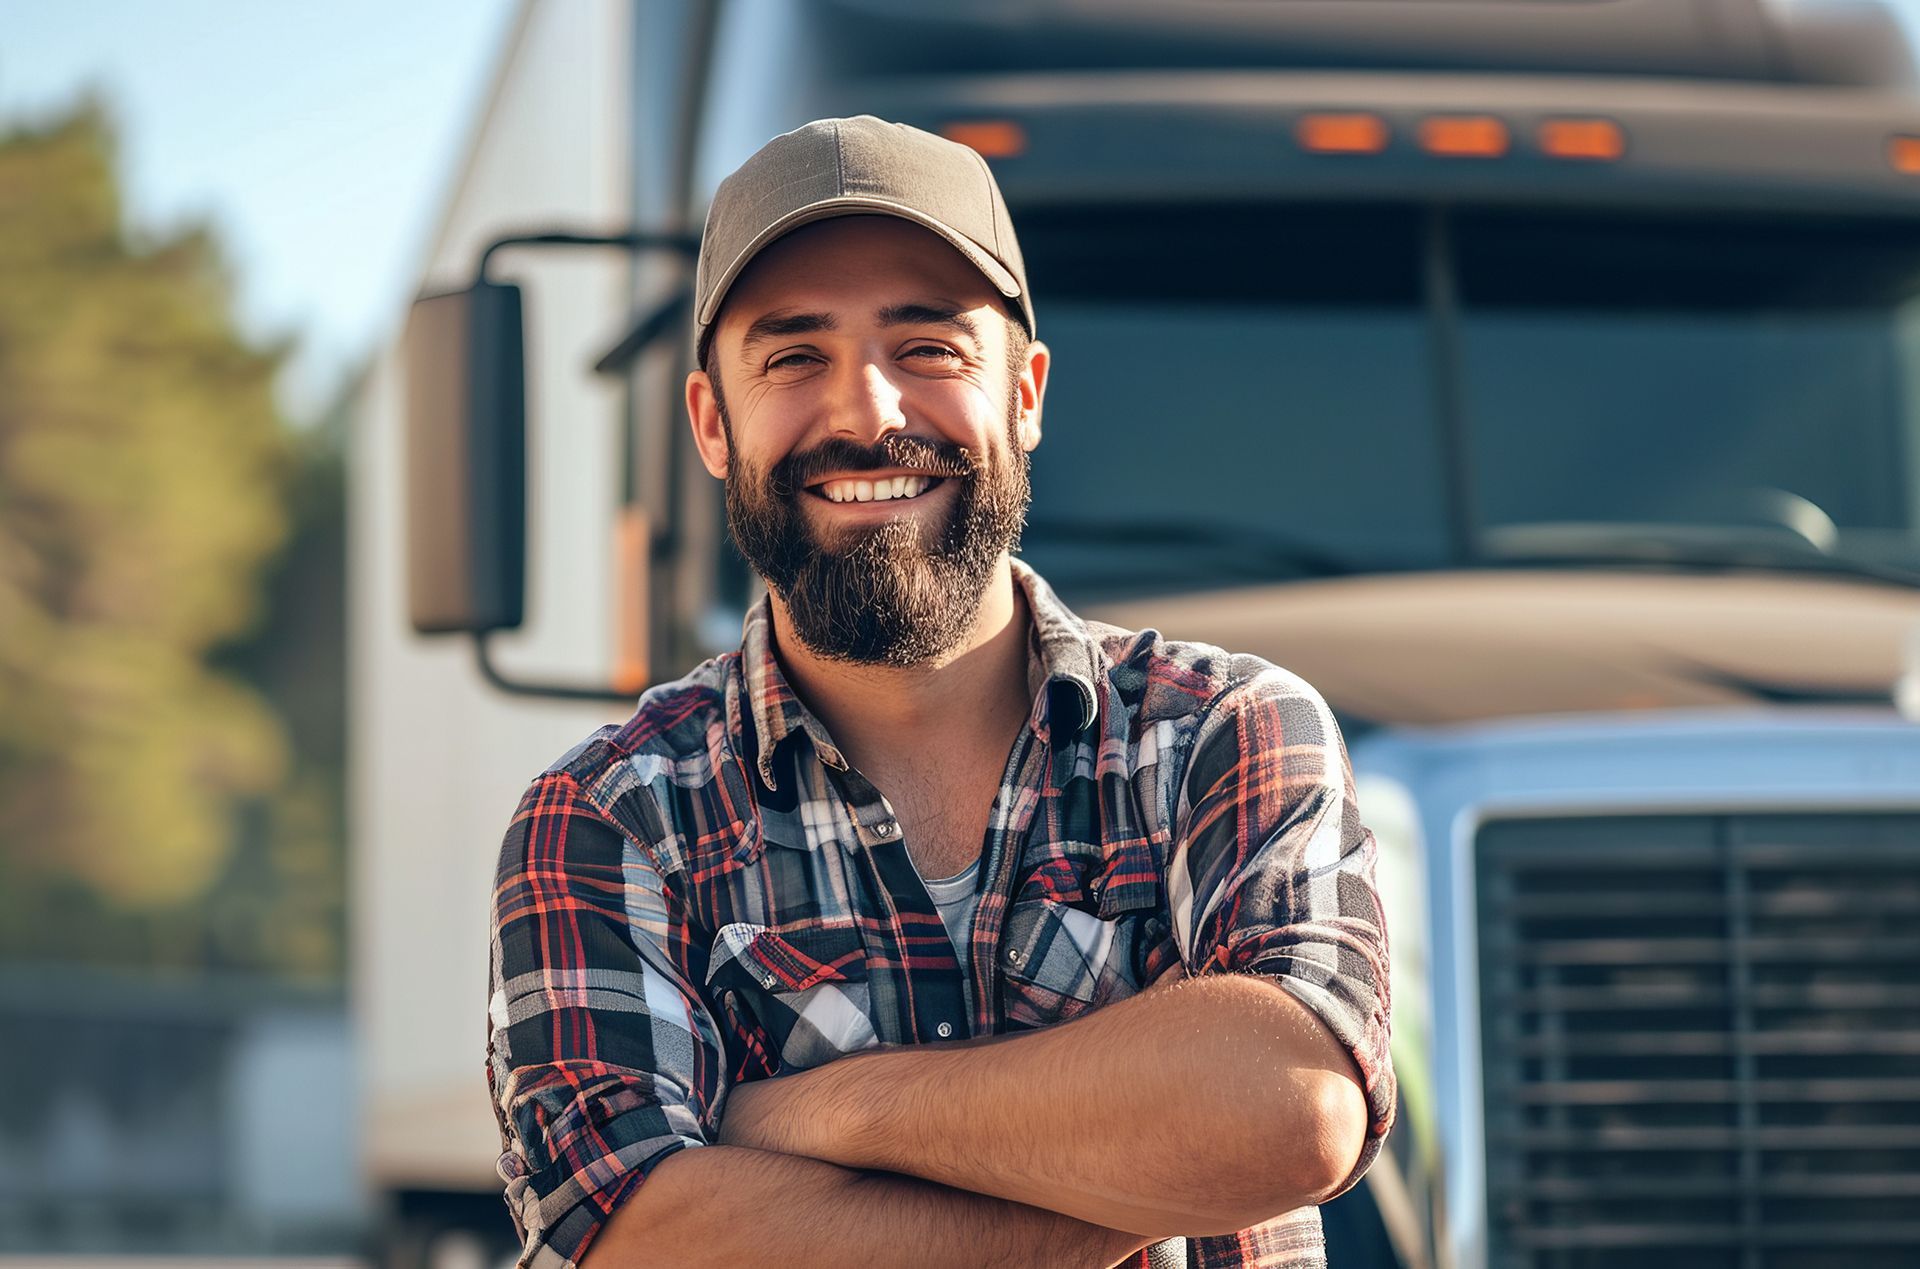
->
[[694, 115, 1034, 360]]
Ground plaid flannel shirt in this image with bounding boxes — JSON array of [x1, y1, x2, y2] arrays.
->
[[487, 562, 1394, 1268]]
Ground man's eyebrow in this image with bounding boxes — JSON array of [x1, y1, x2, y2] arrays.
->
[[877, 302, 979, 342], [739, 310, 837, 353], [735, 302, 980, 357]]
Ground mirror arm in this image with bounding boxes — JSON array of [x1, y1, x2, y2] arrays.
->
[[472, 632, 641, 705], [475, 229, 699, 284], [594, 289, 693, 376], [457, 227, 698, 706]]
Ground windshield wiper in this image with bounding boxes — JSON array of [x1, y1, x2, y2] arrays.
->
[[1479, 521, 1920, 588], [1021, 517, 1371, 583]]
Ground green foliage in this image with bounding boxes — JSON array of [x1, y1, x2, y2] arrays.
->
[[0, 100, 340, 975]]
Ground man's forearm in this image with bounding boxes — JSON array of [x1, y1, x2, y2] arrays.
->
[[584, 1142, 1156, 1269], [719, 971, 1369, 1237]]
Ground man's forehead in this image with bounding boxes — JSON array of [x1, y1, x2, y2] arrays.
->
[[721, 219, 996, 316]]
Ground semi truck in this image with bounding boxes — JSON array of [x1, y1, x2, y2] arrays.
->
[[352, 1, 1920, 1265]]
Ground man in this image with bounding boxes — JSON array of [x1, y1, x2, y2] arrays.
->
[[487, 116, 1393, 1269]]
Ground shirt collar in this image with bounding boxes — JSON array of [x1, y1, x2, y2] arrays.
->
[[739, 597, 848, 792], [1012, 559, 1100, 741], [735, 559, 1102, 792]]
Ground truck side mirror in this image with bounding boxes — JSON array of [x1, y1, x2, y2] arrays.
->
[[401, 280, 526, 635], [399, 228, 697, 702]]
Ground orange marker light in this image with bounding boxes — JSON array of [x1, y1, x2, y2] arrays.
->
[[1419, 115, 1510, 158], [1539, 118, 1626, 161], [1296, 113, 1390, 154], [941, 120, 1027, 159], [1889, 135, 1920, 174]]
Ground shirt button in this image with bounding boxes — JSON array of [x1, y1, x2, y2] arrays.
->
[[875, 821, 896, 838], [1007, 948, 1023, 965], [760, 973, 777, 989], [936, 1022, 953, 1038]]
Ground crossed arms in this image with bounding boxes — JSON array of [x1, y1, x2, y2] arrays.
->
[[584, 970, 1369, 1268], [493, 668, 1394, 1268]]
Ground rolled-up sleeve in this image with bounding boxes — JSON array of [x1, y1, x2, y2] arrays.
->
[[487, 770, 726, 1268], [1167, 659, 1395, 1198]]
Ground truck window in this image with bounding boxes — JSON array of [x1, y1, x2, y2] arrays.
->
[[1456, 210, 1920, 574], [1017, 203, 1449, 599]]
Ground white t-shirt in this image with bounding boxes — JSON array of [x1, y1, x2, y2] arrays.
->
[[921, 857, 983, 1022]]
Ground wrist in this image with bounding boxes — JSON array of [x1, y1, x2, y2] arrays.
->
[[811, 1044, 899, 1170], [718, 1048, 901, 1167]]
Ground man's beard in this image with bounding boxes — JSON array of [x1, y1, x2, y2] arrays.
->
[[721, 392, 1030, 666]]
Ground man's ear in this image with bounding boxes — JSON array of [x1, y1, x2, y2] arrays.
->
[[1016, 339, 1049, 453], [686, 368, 730, 479]]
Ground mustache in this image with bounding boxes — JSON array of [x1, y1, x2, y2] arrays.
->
[[768, 435, 978, 500]]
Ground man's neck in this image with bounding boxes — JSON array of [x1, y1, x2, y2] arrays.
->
[[767, 556, 1033, 773]]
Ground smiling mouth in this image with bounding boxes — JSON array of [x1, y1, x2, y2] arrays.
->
[[808, 475, 947, 504]]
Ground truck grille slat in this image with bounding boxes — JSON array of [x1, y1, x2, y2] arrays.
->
[[1507, 1222, 1920, 1251], [1492, 936, 1920, 964], [1516, 1174, 1920, 1200], [1511, 1077, 1920, 1104], [1495, 891, 1920, 919], [1495, 1125, 1920, 1150], [1500, 1030, 1920, 1057], [1478, 812, 1920, 1269], [1498, 983, 1920, 1011]]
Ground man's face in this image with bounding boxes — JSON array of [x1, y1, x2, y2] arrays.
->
[[687, 216, 1046, 666]]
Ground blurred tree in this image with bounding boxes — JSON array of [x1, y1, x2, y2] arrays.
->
[[206, 388, 349, 981], [0, 100, 337, 972]]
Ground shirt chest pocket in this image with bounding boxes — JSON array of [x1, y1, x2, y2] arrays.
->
[[997, 889, 1171, 1031], [707, 921, 879, 1074]]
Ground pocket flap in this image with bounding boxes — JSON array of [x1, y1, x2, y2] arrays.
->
[[708, 921, 868, 992], [1000, 900, 1113, 1003]]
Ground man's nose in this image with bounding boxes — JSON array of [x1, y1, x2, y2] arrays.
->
[[827, 360, 907, 441]]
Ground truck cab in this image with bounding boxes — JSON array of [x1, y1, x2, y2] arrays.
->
[[360, 2, 1920, 1264]]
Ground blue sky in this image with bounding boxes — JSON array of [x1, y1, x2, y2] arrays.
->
[[5, 0, 1920, 425], [0, 0, 521, 422]]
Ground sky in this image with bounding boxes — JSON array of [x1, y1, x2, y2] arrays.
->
[[0, 0, 522, 423], [5, 0, 1920, 426]]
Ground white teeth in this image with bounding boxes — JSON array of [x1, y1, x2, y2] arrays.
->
[[817, 475, 935, 503]]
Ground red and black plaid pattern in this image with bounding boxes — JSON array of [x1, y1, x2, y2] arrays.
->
[[487, 562, 1394, 1268]]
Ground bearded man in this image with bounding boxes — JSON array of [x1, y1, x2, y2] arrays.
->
[[486, 116, 1394, 1269]]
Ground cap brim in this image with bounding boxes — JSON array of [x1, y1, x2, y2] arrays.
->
[[697, 196, 1025, 333]]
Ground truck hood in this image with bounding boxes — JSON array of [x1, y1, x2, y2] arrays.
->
[[1082, 569, 1920, 725]]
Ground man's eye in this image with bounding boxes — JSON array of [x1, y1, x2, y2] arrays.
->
[[905, 345, 960, 362], [767, 351, 819, 370]]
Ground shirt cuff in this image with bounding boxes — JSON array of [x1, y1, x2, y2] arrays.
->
[[499, 1068, 710, 1268]]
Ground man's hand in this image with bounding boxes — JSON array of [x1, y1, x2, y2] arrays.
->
[[710, 971, 1370, 1238]]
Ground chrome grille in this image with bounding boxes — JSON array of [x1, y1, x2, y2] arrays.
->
[[1477, 813, 1920, 1269]]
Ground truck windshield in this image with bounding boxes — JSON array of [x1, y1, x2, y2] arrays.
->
[[1456, 210, 1920, 581], [1019, 204, 1447, 596], [1017, 205, 1920, 598]]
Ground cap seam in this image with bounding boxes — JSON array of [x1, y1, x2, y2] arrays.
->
[[969, 144, 1001, 257]]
